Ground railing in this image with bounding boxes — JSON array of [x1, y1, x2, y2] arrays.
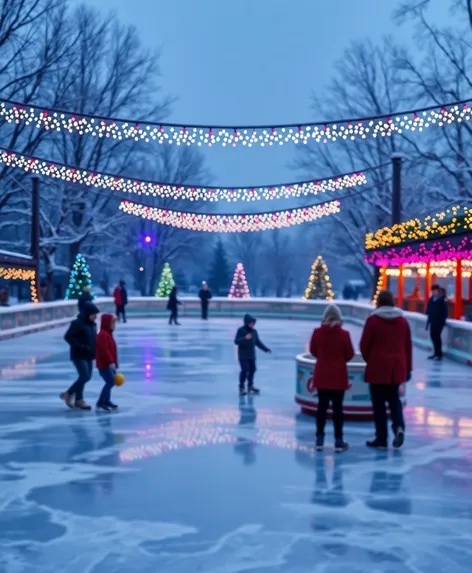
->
[[0, 297, 471, 365]]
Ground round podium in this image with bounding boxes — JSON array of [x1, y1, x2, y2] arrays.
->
[[295, 353, 406, 421]]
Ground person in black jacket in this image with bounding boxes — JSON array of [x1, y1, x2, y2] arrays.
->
[[60, 301, 99, 410], [167, 286, 181, 325], [234, 313, 271, 396], [199, 282, 212, 320], [77, 287, 93, 313], [426, 284, 448, 361]]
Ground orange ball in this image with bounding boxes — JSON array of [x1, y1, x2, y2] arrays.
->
[[114, 372, 125, 387]]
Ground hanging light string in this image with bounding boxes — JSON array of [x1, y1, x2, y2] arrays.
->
[[0, 97, 471, 148], [0, 146, 374, 202], [116, 178, 392, 233]]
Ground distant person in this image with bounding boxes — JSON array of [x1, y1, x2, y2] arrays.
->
[[199, 282, 212, 320], [60, 301, 99, 411], [310, 304, 354, 453], [167, 286, 181, 325], [342, 284, 353, 300], [426, 284, 448, 361], [234, 313, 271, 396], [95, 313, 119, 412], [113, 280, 128, 323], [0, 287, 9, 306], [360, 291, 412, 450], [77, 287, 93, 312]]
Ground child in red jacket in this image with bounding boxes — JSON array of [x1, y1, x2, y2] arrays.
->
[[95, 314, 119, 412], [310, 304, 354, 453]]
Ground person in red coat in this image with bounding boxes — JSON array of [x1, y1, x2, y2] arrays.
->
[[95, 313, 119, 412], [360, 290, 412, 450], [310, 304, 355, 453]]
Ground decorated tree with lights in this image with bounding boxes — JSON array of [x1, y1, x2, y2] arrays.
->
[[65, 254, 93, 300], [303, 256, 334, 300], [229, 263, 251, 299], [155, 263, 175, 297]]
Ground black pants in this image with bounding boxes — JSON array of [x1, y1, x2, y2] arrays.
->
[[370, 384, 405, 445], [316, 389, 345, 440], [201, 303, 208, 320], [239, 359, 256, 388], [430, 325, 443, 358], [68, 360, 93, 401], [169, 309, 179, 324], [116, 305, 126, 323]]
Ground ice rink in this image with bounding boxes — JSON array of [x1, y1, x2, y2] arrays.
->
[[0, 317, 471, 572]]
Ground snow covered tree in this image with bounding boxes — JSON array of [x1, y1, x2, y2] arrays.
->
[[229, 263, 250, 299], [209, 239, 232, 295], [156, 263, 175, 297], [65, 254, 93, 300], [303, 257, 334, 300]]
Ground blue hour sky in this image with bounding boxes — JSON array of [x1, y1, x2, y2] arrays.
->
[[92, 0, 450, 186]]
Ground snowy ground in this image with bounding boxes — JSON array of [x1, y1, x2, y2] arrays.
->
[[0, 317, 471, 573]]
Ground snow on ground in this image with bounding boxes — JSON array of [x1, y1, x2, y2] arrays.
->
[[0, 317, 471, 573]]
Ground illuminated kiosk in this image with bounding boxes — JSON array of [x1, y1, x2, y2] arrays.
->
[[366, 205, 472, 319], [295, 353, 406, 421]]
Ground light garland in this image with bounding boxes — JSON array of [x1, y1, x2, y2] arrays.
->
[[1, 97, 471, 148], [366, 206, 472, 251], [119, 200, 340, 233], [372, 268, 385, 305], [0, 147, 367, 203], [303, 256, 334, 300], [0, 267, 38, 303]]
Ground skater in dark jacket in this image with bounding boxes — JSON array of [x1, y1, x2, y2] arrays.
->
[[426, 284, 448, 360], [199, 283, 212, 320], [78, 287, 93, 312], [234, 313, 271, 396], [60, 301, 99, 410], [167, 286, 182, 325]]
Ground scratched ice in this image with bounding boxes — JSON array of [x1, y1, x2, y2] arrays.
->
[[0, 317, 471, 572]]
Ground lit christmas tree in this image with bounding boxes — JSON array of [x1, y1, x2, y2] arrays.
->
[[228, 263, 251, 299], [303, 256, 334, 300], [65, 254, 93, 300], [156, 263, 175, 297]]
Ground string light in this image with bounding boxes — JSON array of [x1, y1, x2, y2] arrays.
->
[[0, 147, 367, 203], [372, 268, 385, 305], [119, 200, 340, 233], [0, 267, 38, 303], [1, 97, 471, 148], [229, 263, 250, 299], [366, 205, 471, 250], [303, 256, 334, 300]]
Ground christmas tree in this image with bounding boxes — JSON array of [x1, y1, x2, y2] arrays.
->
[[303, 256, 334, 300], [156, 263, 175, 297], [229, 263, 251, 299], [65, 253, 93, 300]]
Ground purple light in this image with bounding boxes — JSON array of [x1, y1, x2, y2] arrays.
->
[[144, 235, 152, 244]]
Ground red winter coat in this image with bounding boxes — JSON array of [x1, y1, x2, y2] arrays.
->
[[95, 314, 118, 369], [310, 324, 355, 390], [360, 306, 412, 385], [113, 286, 122, 306]]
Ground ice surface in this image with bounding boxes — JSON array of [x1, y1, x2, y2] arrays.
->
[[0, 317, 471, 573]]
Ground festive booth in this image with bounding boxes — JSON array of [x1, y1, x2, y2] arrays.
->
[[365, 206, 472, 319]]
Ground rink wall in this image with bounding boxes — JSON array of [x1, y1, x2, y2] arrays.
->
[[1, 297, 472, 365]]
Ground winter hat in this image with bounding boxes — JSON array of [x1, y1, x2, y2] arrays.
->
[[322, 304, 343, 326]]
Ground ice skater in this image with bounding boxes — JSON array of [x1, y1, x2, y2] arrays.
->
[[95, 313, 119, 412], [61, 301, 99, 410], [167, 286, 182, 325], [199, 282, 212, 320], [234, 313, 271, 396], [309, 304, 354, 453]]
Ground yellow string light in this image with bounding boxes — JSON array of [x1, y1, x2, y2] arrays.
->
[[0, 267, 38, 303]]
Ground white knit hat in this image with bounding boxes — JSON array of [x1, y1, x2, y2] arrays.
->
[[322, 304, 343, 326]]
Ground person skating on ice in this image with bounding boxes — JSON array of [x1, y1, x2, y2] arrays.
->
[[426, 284, 448, 361], [199, 282, 212, 320], [167, 285, 182, 325], [234, 313, 271, 396], [310, 304, 354, 453], [95, 313, 120, 413], [60, 301, 99, 410]]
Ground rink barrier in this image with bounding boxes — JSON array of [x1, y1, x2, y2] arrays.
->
[[1, 297, 472, 365]]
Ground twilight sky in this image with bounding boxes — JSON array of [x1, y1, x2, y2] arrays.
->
[[91, 0, 450, 186]]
